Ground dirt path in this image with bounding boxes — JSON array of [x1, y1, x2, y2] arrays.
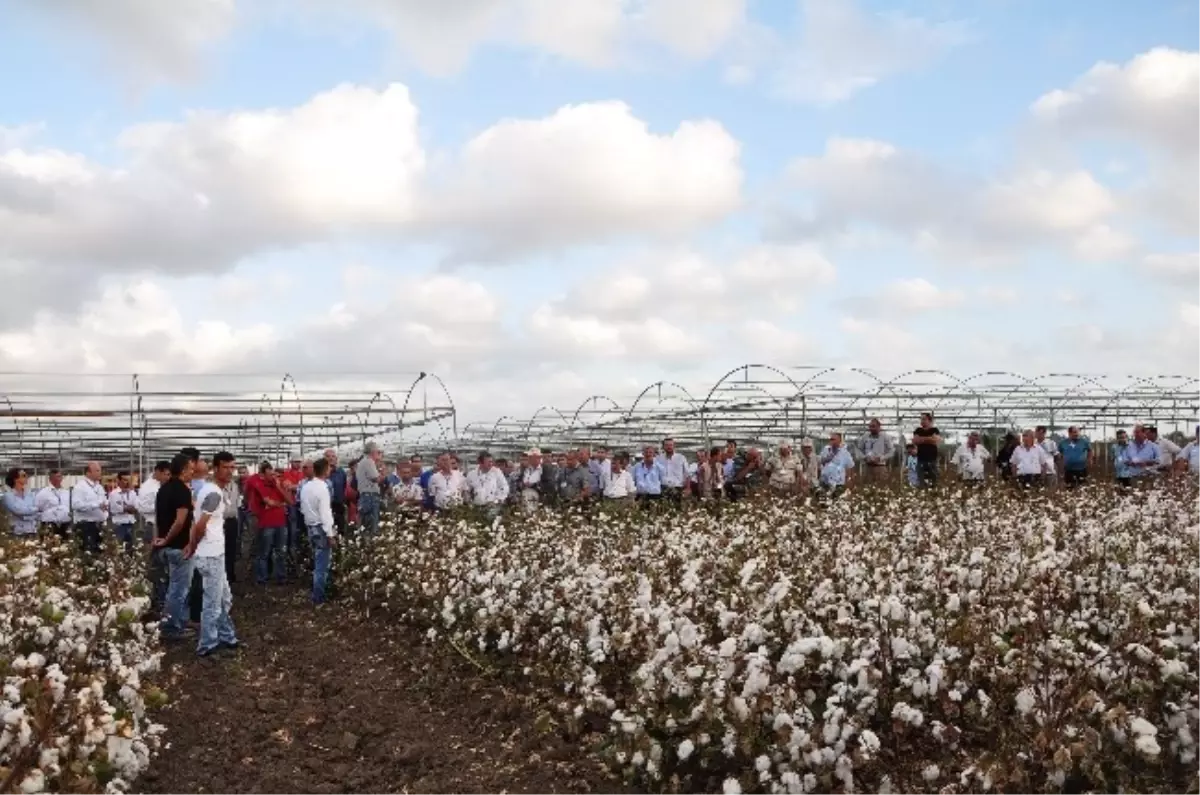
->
[[138, 582, 624, 794]]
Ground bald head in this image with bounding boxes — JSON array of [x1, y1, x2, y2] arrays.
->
[[84, 461, 101, 481]]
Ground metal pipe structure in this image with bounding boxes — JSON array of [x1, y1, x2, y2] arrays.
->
[[409, 366, 1199, 460], [0, 368, 1196, 471], [0, 373, 455, 472]]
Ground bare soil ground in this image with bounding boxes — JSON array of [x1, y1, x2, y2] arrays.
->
[[137, 582, 626, 794]]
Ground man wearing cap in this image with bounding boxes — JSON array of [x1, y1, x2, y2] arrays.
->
[[1175, 426, 1199, 476], [767, 441, 803, 495], [355, 442, 386, 534], [797, 439, 819, 492]]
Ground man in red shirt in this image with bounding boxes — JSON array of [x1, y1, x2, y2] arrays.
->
[[251, 464, 290, 585]]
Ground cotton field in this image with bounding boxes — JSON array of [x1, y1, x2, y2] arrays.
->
[[0, 538, 165, 794], [342, 483, 1200, 794]]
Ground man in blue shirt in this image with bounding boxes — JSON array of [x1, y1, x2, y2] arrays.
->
[[633, 446, 663, 506], [819, 433, 856, 497], [415, 455, 436, 511], [1060, 426, 1092, 488], [1111, 429, 1133, 486], [323, 449, 348, 536], [1119, 425, 1160, 482]]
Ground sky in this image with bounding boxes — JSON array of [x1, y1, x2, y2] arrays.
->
[[0, 0, 1196, 428]]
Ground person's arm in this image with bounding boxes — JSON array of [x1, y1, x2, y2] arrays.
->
[[496, 471, 510, 503], [4, 492, 38, 518], [319, 488, 336, 538], [154, 506, 190, 548], [186, 491, 222, 557]]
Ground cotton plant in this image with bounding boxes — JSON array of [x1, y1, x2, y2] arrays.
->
[[0, 535, 166, 793], [340, 483, 1199, 793]]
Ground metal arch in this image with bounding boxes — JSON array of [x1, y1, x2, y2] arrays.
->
[[972, 370, 1054, 430], [701, 363, 803, 414], [569, 395, 623, 429], [522, 405, 572, 442], [489, 416, 518, 444], [628, 380, 702, 421], [424, 373, 459, 438]]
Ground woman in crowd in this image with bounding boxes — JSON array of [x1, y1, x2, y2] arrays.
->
[[3, 467, 39, 537]]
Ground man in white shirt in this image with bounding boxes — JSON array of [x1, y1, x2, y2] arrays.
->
[[466, 452, 508, 517], [1146, 426, 1182, 474], [137, 461, 170, 542], [187, 451, 241, 658], [658, 438, 689, 506], [951, 432, 991, 482], [301, 457, 338, 606], [1035, 426, 1060, 484], [1175, 426, 1199, 476], [35, 469, 72, 538], [603, 453, 636, 506], [390, 463, 425, 507], [108, 471, 140, 552], [428, 453, 467, 511], [71, 461, 108, 555], [1011, 430, 1051, 489]]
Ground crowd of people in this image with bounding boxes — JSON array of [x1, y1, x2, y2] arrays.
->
[[2, 417, 1197, 660]]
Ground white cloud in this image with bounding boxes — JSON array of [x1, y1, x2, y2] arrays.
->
[[0, 280, 275, 375], [1031, 47, 1199, 159], [777, 137, 1134, 264], [424, 101, 742, 263], [767, 0, 968, 104], [977, 285, 1019, 305], [289, 0, 746, 76], [883, 278, 965, 312], [11, 0, 235, 86], [552, 245, 834, 322], [733, 320, 816, 362], [0, 86, 742, 325], [1032, 47, 1199, 238], [1142, 252, 1200, 287]]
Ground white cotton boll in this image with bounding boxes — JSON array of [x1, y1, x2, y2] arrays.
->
[[19, 769, 44, 794], [755, 755, 771, 773], [922, 765, 940, 782], [1015, 687, 1036, 716], [1137, 600, 1154, 618], [719, 637, 738, 658], [723, 778, 743, 795], [678, 738, 695, 761], [859, 729, 880, 755], [733, 697, 750, 721], [1135, 734, 1161, 758], [946, 593, 961, 612], [1129, 717, 1158, 737], [679, 623, 699, 649]]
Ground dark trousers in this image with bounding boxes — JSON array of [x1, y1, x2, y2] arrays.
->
[[188, 570, 203, 623], [1017, 474, 1040, 489], [662, 486, 683, 507], [1116, 477, 1132, 488], [1064, 468, 1087, 488], [332, 502, 347, 535], [223, 517, 240, 582], [916, 461, 939, 487], [77, 521, 102, 556]]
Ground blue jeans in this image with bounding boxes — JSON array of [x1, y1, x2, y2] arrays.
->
[[256, 525, 286, 584], [159, 548, 195, 637], [194, 554, 238, 655], [113, 523, 135, 553], [358, 492, 380, 535], [308, 527, 332, 604]]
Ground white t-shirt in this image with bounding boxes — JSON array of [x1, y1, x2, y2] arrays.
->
[[603, 469, 635, 498], [1037, 438, 1059, 474], [428, 470, 466, 509], [952, 444, 990, 480], [193, 482, 226, 558], [1011, 445, 1049, 476], [466, 467, 509, 506]]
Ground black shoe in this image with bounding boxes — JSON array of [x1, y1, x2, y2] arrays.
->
[[219, 640, 243, 653]]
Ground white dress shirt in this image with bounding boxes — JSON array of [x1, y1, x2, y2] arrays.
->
[[1011, 444, 1050, 476], [659, 452, 689, 488], [1157, 437, 1182, 469], [466, 466, 509, 506], [70, 477, 108, 523], [952, 444, 990, 480], [300, 478, 336, 537], [1037, 438, 1059, 475], [428, 469, 466, 509], [603, 469, 635, 498], [35, 486, 71, 525], [136, 478, 161, 524], [109, 488, 138, 526], [391, 479, 424, 503]]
